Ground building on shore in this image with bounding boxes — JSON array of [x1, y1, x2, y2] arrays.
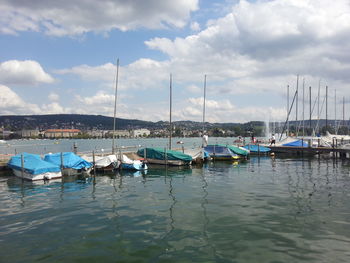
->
[[16, 129, 40, 138], [132, 129, 151, 137], [86, 129, 109, 138], [44, 129, 81, 138], [107, 130, 130, 138]]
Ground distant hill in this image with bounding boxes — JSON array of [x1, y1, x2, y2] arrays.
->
[[0, 114, 246, 131], [0, 114, 158, 130]]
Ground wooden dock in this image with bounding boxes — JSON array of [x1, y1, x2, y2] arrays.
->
[[268, 145, 350, 158]]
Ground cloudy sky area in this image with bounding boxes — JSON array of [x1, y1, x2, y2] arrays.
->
[[0, 0, 349, 123]]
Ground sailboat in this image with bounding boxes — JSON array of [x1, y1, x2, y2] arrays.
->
[[112, 59, 148, 170], [136, 74, 193, 166]]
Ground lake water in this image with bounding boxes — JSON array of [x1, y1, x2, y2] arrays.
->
[[1, 138, 350, 262]]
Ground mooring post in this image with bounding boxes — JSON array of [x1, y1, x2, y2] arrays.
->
[[336, 139, 339, 158], [73, 142, 77, 154], [213, 144, 216, 161], [301, 139, 304, 157], [258, 144, 260, 155], [164, 147, 168, 166], [21, 154, 24, 180], [60, 152, 64, 171], [318, 138, 320, 147], [144, 148, 147, 162], [92, 150, 96, 176]]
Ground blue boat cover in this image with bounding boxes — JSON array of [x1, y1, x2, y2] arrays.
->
[[8, 152, 61, 175], [243, 145, 271, 153], [282, 140, 308, 147], [44, 152, 92, 169]]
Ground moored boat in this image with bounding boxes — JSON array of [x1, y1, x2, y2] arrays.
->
[[223, 144, 250, 158], [137, 147, 192, 166], [82, 154, 119, 172], [204, 145, 240, 161], [8, 153, 62, 181], [120, 154, 148, 171], [44, 152, 92, 175], [243, 144, 271, 154]]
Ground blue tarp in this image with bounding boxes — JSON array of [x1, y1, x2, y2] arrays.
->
[[282, 140, 308, 147], [44, 152, 92, 169], [243, 145, 271, 153], [8, 152, 61, 175]]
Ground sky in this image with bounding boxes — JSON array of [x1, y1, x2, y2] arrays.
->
[[0, 0, 350, 123]]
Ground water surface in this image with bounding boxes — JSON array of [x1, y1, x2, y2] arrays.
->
[[1, 156, 350, 262]]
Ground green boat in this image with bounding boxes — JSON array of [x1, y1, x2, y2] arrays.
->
[[219, 144, 250, 157], [137, 147, 193, 166]]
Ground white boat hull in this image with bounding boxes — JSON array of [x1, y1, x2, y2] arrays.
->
[[12, 168, 62, 181]]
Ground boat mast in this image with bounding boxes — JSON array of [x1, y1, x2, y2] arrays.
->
[[279, 89, 298, 141], [343, 96, 345, 129], [112, 58, 119, 154], [326, 86, 328, 131], [309, 86, 312, 131], [169, 73, 172, 150], [202, 74, 207, 137], [296, 75, 299, 136], [287, 85, 289, 136], [335, 89, 337, 134], [302, 78, 305, 137], [317, 79, 321, 134]]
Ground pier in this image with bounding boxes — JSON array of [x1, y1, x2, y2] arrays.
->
[[268, 145, 350, 158]]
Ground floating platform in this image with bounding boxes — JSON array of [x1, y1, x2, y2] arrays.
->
[[268, 145, 350, 157]]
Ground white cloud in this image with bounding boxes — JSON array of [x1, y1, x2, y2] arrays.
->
[[41, 102, 70, 114], [0, 85, 72, 115], [48, 92, 59, 102], [0, 60, 54, 86], [14, 0, 350, 123], [186, 84, 201, 93], [178, 97, 286, 123], [76, 91, 114, 106], [55, 63, 116, 82], [56, 59, 171, 91], [0, 85, 41, 114], [145, 0, 350, 79], [0, 0, 198, 36], [190, 21, 200, 31]]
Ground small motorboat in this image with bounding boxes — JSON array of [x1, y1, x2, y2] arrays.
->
[[120, 154, 147, 171], [44, 152, 92, 176], [8, 152, 62, 181], [137, 147, 192, 166], [204, 145, 240, 161], [243, 144, 271, 154], [82, 154, 120, 172]]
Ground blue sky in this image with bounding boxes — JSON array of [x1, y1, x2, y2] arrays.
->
[[0, 0, 350, 123]]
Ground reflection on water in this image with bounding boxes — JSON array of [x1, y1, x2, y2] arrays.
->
[[1, 157, 350, 262]]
